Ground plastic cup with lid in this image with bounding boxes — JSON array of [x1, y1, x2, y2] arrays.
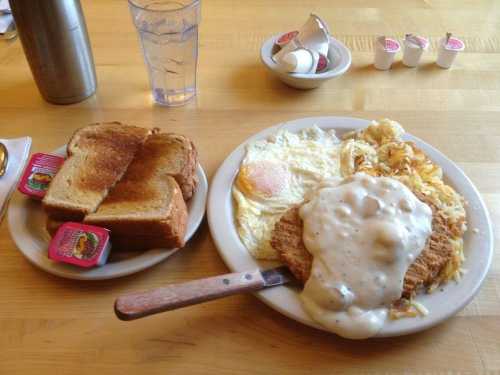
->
[[373, 36, 400, 70], [402, 34, 429, 67], [272, 13, 330, 75], [276, 48, 320, 74], [296, 14, 330, 57], [436, 33, 465, 69]]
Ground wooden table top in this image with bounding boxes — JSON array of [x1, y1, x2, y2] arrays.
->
[[1, 0, 499, 373]]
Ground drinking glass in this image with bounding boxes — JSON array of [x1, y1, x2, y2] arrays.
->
[[128, 0, 201, 106]]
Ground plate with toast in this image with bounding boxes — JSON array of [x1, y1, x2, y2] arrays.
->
[[208, 116, 493, 337], [8, 122, 207, 280]]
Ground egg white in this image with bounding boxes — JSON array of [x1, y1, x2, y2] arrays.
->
[[232, 126, 341, 260]]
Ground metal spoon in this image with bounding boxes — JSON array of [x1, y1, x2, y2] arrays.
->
[[0, 12, 17, 41], [0, 142, 8, 177]]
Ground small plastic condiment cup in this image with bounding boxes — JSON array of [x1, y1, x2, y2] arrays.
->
[[275, 30, 299, 48], [296, 14, 330, 57], [436, 33, 465, 69], [48, 222, 111, 268], [277, 48, 318, 74], [374, 36, 400, 70], [18, 153, 65, 199], [402, 34, 429, 67]]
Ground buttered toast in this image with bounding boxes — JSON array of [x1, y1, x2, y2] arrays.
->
[[148, 133, 198, 200], [44, 126, 198, 250], [42, 122, 151, 221], [83, 133, 192, 248]]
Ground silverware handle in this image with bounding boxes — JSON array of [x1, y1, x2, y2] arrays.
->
[[115, 269, 265, 321]]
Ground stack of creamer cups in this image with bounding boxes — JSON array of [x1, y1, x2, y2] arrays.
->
[[374, 32, 465, 70], [272, 14, 331, 74]]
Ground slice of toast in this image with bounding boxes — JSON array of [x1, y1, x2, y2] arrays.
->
[[83, 133, 189, 249], [46, 216, 62, 237], [46, 217, 180, 252], [145, 133, 198, 200], [42, 122, 151, 221]]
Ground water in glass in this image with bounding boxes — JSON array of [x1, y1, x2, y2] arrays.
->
[[129, 0, 200, 106]]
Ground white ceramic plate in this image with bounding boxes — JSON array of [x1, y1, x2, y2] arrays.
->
[[208, 116, 493, 337], [8, 145, 208, 280]]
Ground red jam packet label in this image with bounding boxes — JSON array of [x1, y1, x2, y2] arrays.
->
[[48, 222, 111, 268], [18, 153, 65, 199]]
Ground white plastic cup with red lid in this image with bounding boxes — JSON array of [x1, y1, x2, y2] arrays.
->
[[373, 36, 401, 70], [436, 33, 464, 69], [402, 34, 429, 67]]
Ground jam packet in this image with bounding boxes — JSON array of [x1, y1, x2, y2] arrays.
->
[[48, 222, 111, 268], [18, 153, 65, 199]]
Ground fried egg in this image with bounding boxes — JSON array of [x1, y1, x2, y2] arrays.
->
[[233, 126, 341, 259]]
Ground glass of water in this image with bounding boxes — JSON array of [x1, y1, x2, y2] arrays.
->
[[128, 0, 201, 106]]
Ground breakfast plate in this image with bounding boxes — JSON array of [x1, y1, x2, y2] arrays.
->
[[207, 116, 493, 337], [8, 145, 208, 280]]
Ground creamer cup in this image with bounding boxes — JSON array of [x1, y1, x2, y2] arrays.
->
[[374, 36, 400, 70], [273, 38, 301, 64], [436, 34, 464, 69], [278, 48, 318, 74], [402, 35, 429, 67], [296, 14, 330, 57], [272, 13, 331, 74], [276, 30, 299, 48]]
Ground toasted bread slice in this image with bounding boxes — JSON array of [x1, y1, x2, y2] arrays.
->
[[42, 122, 151, 221], [46, 217, 180, 252], [110, 235, 186, 252], [146, 133, 198, 200], [46, 216, 62, 237], [83, 134, 189, 248], [270, 193, 455, 298]]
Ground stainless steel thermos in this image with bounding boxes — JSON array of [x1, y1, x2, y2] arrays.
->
[[9, 0, 97, 104]]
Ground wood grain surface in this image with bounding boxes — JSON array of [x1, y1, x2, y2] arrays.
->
[[1, 0, 499, 374], [115, 269, 266, 320]]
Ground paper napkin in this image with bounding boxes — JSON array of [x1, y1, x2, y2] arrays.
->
[[0, 137, 32, 220]]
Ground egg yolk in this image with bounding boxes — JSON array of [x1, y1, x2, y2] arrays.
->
[[236, 161, 288, 197]]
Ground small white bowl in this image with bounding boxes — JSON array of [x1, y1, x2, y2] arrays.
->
[[260, 34, 352, 89]]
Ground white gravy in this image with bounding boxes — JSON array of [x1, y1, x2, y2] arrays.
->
[[299, 173, 432, 339]]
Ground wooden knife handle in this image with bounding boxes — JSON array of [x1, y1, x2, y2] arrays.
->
[[115, 269, 265, 321]]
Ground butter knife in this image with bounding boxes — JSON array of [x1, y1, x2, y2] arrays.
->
[[115, 266, 295, 321]]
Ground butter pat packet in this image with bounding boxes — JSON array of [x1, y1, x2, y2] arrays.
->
[[48, 222, 111, 268], [18, 153, 65, 199]]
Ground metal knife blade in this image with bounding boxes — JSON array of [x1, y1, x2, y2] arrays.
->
[[0, 142, 8, 177], [261, 266, 295, 287]]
